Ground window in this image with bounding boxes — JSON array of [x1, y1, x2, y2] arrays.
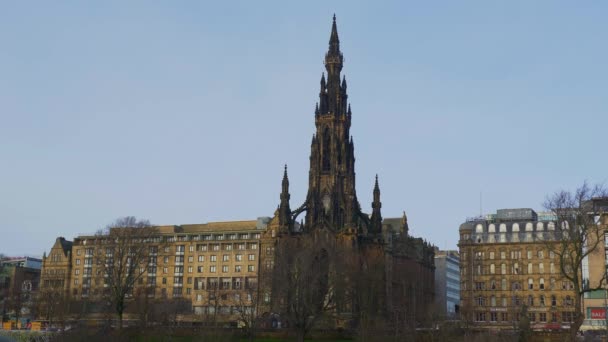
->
[[235, 265, 242, 272], [212, 244, 220, 251], [223, 255, 230, 262], [490, 280, 496, 290], [163, 267, 168, 274], [236, 254, 243, 262], [490, 264, 495, 274], [551, 295, 557, 307], [248, 265, 255, 272], [501, 279, 507, 291], [174, 266, 184, 274], [563, 312, 573, 322], [188, 266, 193, 273], [74, 279, 79, 285], [502, 296, 508, 307], [197, 266, 204, 273], [224, 244, 233, 251], [490, 296, 496, 306], [475, 312, 486, 322], [529, 313, 536, 322], [551, 312, 558, 323], [512, 282, 521, 290], [164, 256, 169, 263], [538, 250, 544, 259], [164, 247, 170, 253], [513, 263, 519, 275], [564, 296, 572, 306], [248, 254, 255, 261], [512, 296, 521, 306], [210, 255, 217, 262], [550, 263, 555, 274], [176, 245, 185, 253], [76, 259, 81, 265], [549, 251, 555, 259], [175, 256, 184, 263], [222, 266, 228, 273], [500, 251, 506, 260], [475, 282, 485, 290], [210, 266, 216, 273], [527, 250, 532, 259], [198, 255, 205, 262], [527, 263, 533, 274], [188, 256, 193, 262], [539, 278, 545, 290], [475, 296, 485, 306], [75, 269, 80, 275], [527, 295, 534, 306], [539, 295, 545, 306], [199, 245, 208, 251], [528, 278, 534, 290], [238, 244, 246, 250], [490, 312, 497, 322], [539, 263, 544, 274], [189, 245, 194, 252], [162, 277, 167, 284], [501, 263, 506, 275]]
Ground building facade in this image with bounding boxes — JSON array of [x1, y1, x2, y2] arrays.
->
[[459, 208, 577, 331], [39, 16, 436, 329], [434, 250, 460, 319], [580, 198, 608, 331], [0, 256, 41, 325]]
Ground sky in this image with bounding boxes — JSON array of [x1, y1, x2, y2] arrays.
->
[[1, 1, 607, 256]]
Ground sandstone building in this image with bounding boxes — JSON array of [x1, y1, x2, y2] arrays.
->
[[459, 209, 577, 331], [39, 16, 435, 328]]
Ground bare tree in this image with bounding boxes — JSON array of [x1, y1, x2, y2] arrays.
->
[[271, 234, 336, 342], [231, 277, 262, 342], [544, 182, 608, 339], [93, 216, 158, 329], [36, 282, 71, 329]]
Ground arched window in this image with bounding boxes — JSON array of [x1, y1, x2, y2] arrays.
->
[[490, 264, 495, 274], [512, 223, 520, 232], [536, 222, 544, 231], [527, 263, 533, 274], [499, 224, 507, 232], [525, 223, 533, 231], [539, 263, 544, 274], [491, 279, 496, 290], [487, 224, 495, 233], [513, 263, 519, 274], [322, 128, 331, 171], [548, 222, 556, 230], [528, 278, 534, 290], [539, 278, 545, 290], [501, 278, 507, 290], [476, 224, 484, 233], [527, 295, 534, 306], [561, 221, 569, 230], [550, 278, 556, 290]]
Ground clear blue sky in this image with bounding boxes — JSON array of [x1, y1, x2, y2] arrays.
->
[[1, 1, 607, 256]]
